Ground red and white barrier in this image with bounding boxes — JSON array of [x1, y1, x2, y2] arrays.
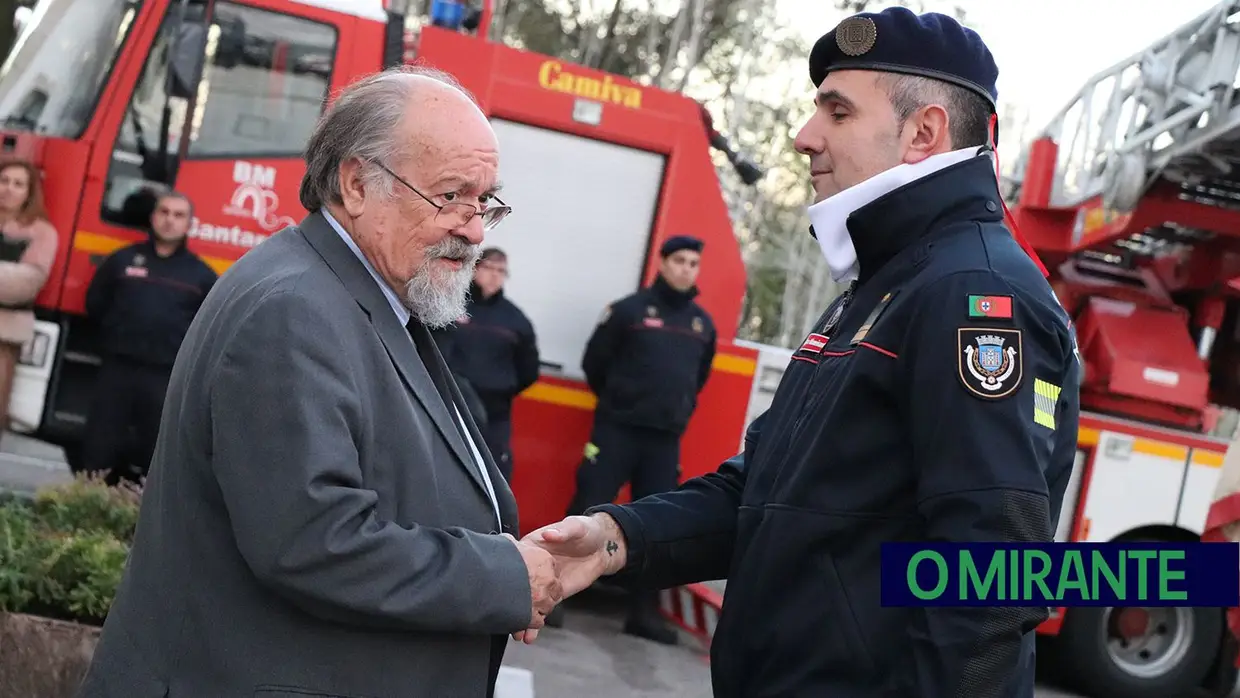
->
[[660, 583, 723, 645]]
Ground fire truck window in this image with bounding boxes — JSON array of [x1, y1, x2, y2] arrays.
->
[[100, 1, 207, 228], [185, 3, 336, 159], [487, 118, 666, 380], [0, 0, 143, 140]]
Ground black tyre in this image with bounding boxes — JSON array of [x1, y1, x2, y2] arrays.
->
[[1057, 603, 1224, 698]]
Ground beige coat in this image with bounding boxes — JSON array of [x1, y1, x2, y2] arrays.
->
[[0, 217, 57, 346]]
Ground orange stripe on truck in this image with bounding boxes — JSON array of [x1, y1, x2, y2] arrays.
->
[[75, 231, 235, 274], [522, 354, 756, 410], [75, 231, 758, 410], [1191, 449, 1225, 468]]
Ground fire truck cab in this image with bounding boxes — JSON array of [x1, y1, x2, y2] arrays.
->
[[0, 0, 760, 536]]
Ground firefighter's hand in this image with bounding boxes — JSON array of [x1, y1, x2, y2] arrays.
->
[[510, 514, 627, 644]]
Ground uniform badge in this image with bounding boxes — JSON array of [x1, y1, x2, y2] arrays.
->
[[646, 305, 658, 317], [124, 265, 148, 278], [691, 316, 704, 333], [798, 333, 829, 354], [133, 254, 146, 266], [455, 314, 470, 325], [821, 301, 846, 338], [850, 290, 899, 345], [836, 16, 877, 56], [958, 328, 1023, 399], [967, 294, 1012, 319]]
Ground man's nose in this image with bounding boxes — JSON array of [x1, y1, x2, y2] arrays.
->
[[457, 216, 486, 245], [793, 120, 821, 156]]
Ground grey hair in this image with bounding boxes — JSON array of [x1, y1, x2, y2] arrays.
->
[[877, 73, 991, 149], [299, 64, 476, 211]]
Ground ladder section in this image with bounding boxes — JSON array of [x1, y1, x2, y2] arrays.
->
[[1011, 1, 1240, 213]]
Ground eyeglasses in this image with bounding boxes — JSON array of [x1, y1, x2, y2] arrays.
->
[[375, 162, 512, 231]]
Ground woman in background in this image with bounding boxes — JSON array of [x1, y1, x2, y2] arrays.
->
[[0, 159, 58, 432]]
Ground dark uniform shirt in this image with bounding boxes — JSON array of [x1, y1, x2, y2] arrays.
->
[[582, 275, 718, 435], [592, 155, 1081, 698], [436, 283, 539, 421], [85, 240, 218, 368]]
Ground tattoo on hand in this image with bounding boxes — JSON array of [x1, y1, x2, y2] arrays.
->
[[606, 540, 618, 556]]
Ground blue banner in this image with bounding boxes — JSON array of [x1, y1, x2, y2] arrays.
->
[[880, 542, 1239, 607]]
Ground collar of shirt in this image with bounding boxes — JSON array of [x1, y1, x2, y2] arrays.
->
[[806, 146, 984, 283], [322, 210, 411, 327]]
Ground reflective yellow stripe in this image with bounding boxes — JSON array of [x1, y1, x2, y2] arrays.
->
[[1033, 378, 1061, 430]]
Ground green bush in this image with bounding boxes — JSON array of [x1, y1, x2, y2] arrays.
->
[[0, 475, 142, 626]]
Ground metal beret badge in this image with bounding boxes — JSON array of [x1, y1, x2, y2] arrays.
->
[[835, 16, 877, 56]]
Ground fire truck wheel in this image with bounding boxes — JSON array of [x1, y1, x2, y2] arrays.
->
[[1057, 603, 1223, 698]]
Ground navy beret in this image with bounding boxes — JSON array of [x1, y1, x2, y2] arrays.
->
[[660, 235, 704, 257], [809, 7, 998, 110]]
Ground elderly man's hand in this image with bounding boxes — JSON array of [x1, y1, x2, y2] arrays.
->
[[509, 514, 628, 644], [502, 533, 563, 635]]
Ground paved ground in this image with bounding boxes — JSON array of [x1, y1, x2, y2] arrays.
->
[[0, 431, 1103, 698]]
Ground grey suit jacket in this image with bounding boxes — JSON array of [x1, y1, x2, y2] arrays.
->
[[77, 212, 531, 698]]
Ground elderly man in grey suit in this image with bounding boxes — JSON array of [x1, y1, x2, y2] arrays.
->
[[77, 65, 560, 698]]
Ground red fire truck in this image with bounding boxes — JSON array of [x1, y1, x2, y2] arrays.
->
[[1001, 2, 1240, 695], [0, 0, 766, 537]]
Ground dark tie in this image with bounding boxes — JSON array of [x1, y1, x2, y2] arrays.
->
[[407, 320, 458, 415]]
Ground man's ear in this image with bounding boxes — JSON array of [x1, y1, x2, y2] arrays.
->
[[338, 158, 368, 218], [902, 104, 950, 165]]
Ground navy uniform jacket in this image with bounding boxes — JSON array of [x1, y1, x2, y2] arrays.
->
[[582, 275, 717, 436], [591, 155, 1081, 698], [435, 283, 540, 422], [86, 239, 218, 369]]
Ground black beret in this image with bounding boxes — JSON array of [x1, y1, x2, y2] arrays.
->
[[809, 7, 998, 110], [660, 235, 704, 257]]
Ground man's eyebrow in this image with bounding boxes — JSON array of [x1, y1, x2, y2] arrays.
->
[[815, 89, 856, 110], [433, 175, 502, 195]]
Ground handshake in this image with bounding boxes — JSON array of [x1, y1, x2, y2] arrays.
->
[[503, 512, 628, 643]]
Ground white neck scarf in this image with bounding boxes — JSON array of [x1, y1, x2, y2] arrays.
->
[[807, 147, 990, 282]]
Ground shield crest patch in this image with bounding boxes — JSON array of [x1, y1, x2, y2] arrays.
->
[[957, 327, 1023, 399]]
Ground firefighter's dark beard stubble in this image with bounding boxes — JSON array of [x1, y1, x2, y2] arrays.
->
[[405, 234, 480, 329]]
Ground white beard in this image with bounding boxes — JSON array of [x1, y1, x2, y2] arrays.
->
[[405, 246, 479, 329]]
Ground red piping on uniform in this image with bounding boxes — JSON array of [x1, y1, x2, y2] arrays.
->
[[859, 342, 897, 359], [990, 114, 1049, 278], [821, 349, 855, 357]]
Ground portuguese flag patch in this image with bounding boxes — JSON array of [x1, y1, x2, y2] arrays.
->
[[968, 294, 1012, 319]]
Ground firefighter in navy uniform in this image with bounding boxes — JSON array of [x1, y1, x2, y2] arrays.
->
[[434, 247, 540, 481], [79, 191, 218, 485], [562, 234, 717, 644], [523, 8, 1082, 697]]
